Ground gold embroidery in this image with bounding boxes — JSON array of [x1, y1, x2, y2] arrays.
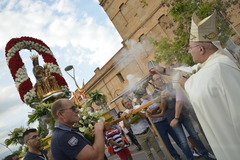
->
[[203, 32, 217, 40], [190, 33, 197, 40]]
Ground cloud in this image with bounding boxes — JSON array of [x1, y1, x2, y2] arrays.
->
[[1, 0, 122, 68], [0, 85, 21, 113], [0, 101, 33, 156], [0, 0, 122, 158]]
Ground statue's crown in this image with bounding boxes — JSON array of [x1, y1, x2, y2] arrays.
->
[[30, 54, 38, 61], [190, 10, 218, 42]]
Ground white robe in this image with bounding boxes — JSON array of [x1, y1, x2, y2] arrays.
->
[[185, 50, 240, 160]]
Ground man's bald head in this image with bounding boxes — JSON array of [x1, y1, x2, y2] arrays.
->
[[51, 98, 69, 119]]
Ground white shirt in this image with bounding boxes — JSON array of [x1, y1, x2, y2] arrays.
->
[[118, 121, 129, 134], [124, 105, 149, 135]]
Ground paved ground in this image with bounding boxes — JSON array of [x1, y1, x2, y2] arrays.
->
[[105, 123, 215, 160]]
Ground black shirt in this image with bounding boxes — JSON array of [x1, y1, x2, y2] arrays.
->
[[23, 150, 48, 160]]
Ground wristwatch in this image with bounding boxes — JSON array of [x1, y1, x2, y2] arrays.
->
[[174, 117, 179, 120]]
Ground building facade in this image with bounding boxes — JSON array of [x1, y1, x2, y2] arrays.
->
[[77, 0, 240, 116]]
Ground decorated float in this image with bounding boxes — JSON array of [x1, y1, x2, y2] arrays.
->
[[5, 36, 71, 105], [4, 36, 107, 157]]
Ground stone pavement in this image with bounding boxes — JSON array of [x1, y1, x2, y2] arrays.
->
[[105, 125, 215, 160]]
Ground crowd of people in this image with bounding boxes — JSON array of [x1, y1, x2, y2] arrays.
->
[[5, 10, 240, 160]]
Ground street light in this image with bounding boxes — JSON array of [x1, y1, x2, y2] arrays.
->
[[64, 65, 81, 89], [0, 142, 13, 153], [64, 65, 87, 103]]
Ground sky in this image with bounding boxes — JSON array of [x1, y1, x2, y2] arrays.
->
[[0, 0, 123, 158]]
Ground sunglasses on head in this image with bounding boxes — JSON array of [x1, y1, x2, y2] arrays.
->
[[60, 106, 78, 112]]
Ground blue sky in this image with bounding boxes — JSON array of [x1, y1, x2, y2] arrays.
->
[[0, 0, 122, 158]]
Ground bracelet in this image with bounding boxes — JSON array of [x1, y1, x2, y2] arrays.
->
[[174, 117, 179, 120]]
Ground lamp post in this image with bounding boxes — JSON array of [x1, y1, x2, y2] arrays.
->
[[64, 65, 86, 102], [0, 142, 13, 153], [64, 65, 81, 89]]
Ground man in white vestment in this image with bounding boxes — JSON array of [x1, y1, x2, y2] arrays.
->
[[179, 11, 240, 160]]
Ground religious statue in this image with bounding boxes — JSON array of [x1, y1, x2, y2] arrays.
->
[[31, 54, 61, 99], [44, 64, 60, 91]]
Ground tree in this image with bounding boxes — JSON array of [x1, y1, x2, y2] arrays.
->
[[151, 0, 233, 66], [86, 90, 109, 112]]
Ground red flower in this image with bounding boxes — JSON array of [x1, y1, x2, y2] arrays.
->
[[8, 52, 24, 80], [18, 78, 33, 101], [52, 73, 68, 86], [5, 36, 69, 104], [40, 52, 58, 65], [5, 38, 20, 53]]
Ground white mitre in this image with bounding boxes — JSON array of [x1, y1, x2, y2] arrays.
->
[[190, 10, 218, 42], [190, 11, 240, 68]]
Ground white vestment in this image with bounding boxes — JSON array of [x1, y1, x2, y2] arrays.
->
[[185, 50, 240, 160]]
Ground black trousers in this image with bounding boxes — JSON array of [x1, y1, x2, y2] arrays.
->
[[126, 128, 141, 148]]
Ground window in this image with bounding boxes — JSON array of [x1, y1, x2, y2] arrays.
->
[[116, 72, 124, 82]]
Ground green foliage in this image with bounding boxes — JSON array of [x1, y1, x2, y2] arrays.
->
[[150, 35, 194, 66], [15, 145, 28, 158], [86, 90, 107, 107], [27, 102, 51, 125], [28, 102, 55, 137], [129, 113, 141, 124], [151, 0, 233, 66], [4, 127, 26, 146], [140, 0, 148, 7], [13, 148, 22, 156]]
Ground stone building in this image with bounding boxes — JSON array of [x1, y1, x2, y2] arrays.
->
[[76, 0, 240, 117]]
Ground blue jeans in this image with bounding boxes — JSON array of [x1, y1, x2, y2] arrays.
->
[[154, 119, 181, 159], [173, 113, 209, 160]]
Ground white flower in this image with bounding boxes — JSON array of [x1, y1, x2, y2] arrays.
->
[[77, 107, 105, 134], [88, 124, 93, 128], [80, 108, 84, 112], [45, 63, 62, 75], [15, 66, 28, 89], [5, 37, 70, 105], [19, 144, 27, 157], [24, 88, 36, 105], [79, 127, 86, 133]]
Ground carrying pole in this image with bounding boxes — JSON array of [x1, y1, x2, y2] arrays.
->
[[145, 112, 173, 160]]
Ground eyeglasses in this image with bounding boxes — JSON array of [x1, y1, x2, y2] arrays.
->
[[153, 77, 162, 82], [60, 106, 78, 112], [188, 45, 200, 50], [27, 134, 40, 141]]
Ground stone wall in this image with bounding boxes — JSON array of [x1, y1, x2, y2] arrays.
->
[[79, 0, 240, 114]]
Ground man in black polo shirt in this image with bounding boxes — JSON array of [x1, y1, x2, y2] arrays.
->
[[51, 98, 107, 160], [23, 128, 48, 160]]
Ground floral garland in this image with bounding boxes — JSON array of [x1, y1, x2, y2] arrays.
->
[[77, 107, 105, 135], [5, 36, 70, 105]]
